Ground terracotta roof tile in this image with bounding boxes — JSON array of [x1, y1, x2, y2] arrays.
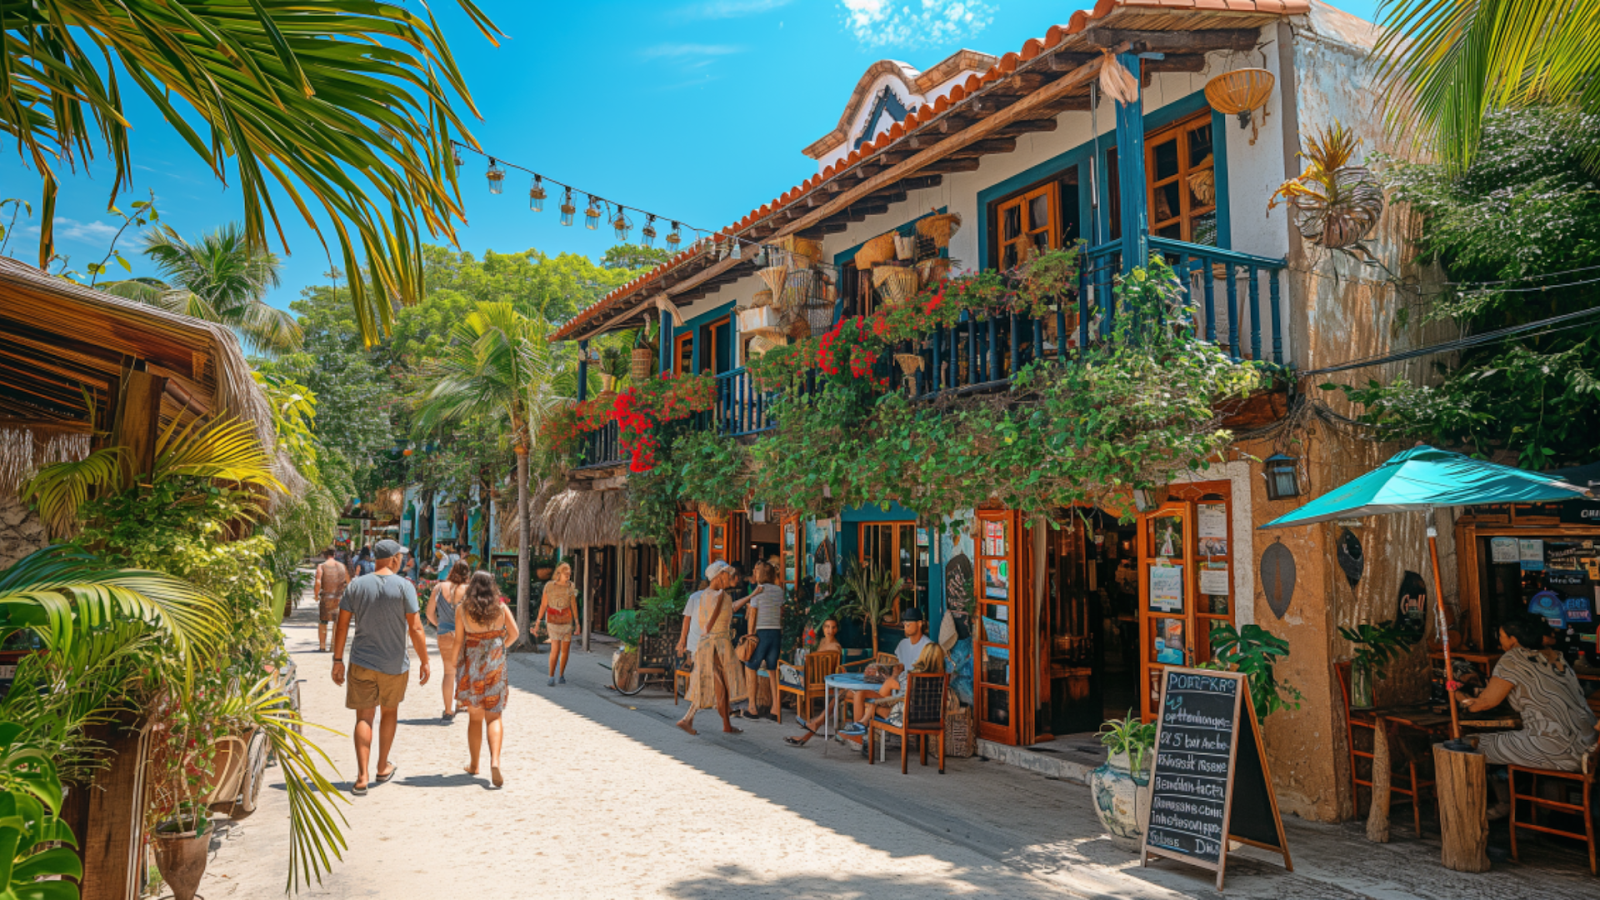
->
[[550, 0, 1310, 342]]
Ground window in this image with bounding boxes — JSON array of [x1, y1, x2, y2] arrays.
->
[[857, 522, 928, 617], [1145, 113, 1217, 245], [997, 184, 1059, 269], [672, 332, 693, 376]]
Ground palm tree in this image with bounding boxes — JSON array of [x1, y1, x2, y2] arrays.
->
[[414, 302, 562, 649], [4, 0, 503, 345], [102, 224, 301, 355], [1377, 0, 1600, 169]]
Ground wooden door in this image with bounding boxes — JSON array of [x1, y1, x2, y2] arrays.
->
[[975, 510, 1026, 744], [858, 521, 925, 620], [1047, 515, 1101, 736], [1138, 489, 1236, 720]]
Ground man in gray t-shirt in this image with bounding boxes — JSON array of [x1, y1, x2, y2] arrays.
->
[[331, 539, 430, 795]]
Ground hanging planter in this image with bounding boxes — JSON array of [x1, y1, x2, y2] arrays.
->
[[1205, 68, 1275, 145], [1270, 122, 1385, 250], [915, 209, 962, 249]]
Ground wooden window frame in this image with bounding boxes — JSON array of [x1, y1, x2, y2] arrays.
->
[[672, 332, 693, 377], [995, 183, 1061, 270], [1144, 111, 1218, 244]]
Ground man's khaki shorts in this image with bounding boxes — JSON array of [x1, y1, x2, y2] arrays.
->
[[346, 664, 408, 710]]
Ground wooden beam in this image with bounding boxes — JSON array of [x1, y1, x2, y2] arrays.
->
[[1145, 54, 1208, 75], [1042, 51, 1098, 72], [922, 157, 984, 173], [1085, 28, 1259, 52], [112, 368, 164, 481], [997, 118, 1060, 135]]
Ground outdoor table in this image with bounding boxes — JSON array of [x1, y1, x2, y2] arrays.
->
[[1364, 704, 1519, 843], [822, 672, 875, 757]]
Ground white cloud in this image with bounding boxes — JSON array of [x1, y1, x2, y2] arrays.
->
[[675, 0, 792, 18], [840, 0, 996, 49], [24, 217, 120, 245], [641, 43, 744, 60]]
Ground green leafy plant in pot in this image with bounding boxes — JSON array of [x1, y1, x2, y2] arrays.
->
[[1338, 620, 1417, 710], [1203, 623, 1304, 720], [838, 563, 903, 657], [0, 722, 83, 898], [1090, 712, 1158, 849]]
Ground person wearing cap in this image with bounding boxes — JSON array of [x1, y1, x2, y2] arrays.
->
[[676, 561, 748, 736], [840, 608, 932, 738], [330, 538, 430, 795]]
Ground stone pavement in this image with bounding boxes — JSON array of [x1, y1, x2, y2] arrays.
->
[[201, 604, 1597, 900]]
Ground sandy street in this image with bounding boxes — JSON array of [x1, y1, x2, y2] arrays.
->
[[203, 605, 1075, 900]]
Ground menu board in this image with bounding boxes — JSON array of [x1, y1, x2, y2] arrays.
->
[[1142, 667, 1292, 890]]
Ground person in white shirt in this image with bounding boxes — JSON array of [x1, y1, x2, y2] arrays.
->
[[843, 608, 932, 736], [676, 578, 710, 659]]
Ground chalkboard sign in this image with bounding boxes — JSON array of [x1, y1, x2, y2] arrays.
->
[[1141, 667, 1292, 890]]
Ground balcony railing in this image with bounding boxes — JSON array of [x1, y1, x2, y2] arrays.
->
[[574, 234, 1287, 460]]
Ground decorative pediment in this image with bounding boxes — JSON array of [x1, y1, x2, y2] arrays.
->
[[803, 49, 997, 167]]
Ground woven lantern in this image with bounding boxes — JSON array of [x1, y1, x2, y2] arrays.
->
[[529, 175, 546, 212], [584, 196, 602, 230], [486, 158, 505, 194], [1205, 69, 1275, 145], [612, 209, 633, 241]]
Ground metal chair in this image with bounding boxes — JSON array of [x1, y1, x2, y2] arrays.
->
[[1509, 743, 1598, 874], [776, 650, 839, 722], [1336, 661, 1434, 834], [867, 672, 950, 774]]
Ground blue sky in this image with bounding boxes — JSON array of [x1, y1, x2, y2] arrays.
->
[[1, 0, 1380, 311]]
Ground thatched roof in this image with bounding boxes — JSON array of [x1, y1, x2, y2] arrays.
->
[[0, 257, 286, 498], [539, 488, 637, 548], [498, 480, 554, 548]]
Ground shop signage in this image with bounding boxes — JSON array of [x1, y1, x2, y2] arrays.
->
[[1142, 667, 1292, 890], [1558, 501, 1600, 525], [1260, 541, 1295, 619]]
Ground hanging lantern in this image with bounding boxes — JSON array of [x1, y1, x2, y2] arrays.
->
[[529, 175, 546, 212], [1205, 68, 1275, 145], [754, 244, 768, 267], [730, 237, 743, 260], [486, 158, 505, 194], [559, 188, 576, 227], [641, 215, 658, 247], [1262, 453, 1300, 501], [612, 208, 633, 241], [452, 145, 464, 168], [584, 196, 602, 230], [666, 221, 683, 250]]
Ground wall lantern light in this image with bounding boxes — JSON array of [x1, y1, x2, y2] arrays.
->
[[1263, 453, 1300, 501]]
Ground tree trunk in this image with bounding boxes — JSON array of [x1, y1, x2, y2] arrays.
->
[[511, 448, 532, 650], [1434, 743, 1490, 872]]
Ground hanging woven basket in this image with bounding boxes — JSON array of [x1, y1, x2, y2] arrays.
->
[[894, 234, 918, 260], [697, 502, 729, 525], [751, 288, 774, 307], [873, 266, 920, 306], [780, 269, 817, 310], [916, 257, 952, 286], [854, 232, 898, 269], [915, 210, 962, 248], [1205, 68, 1275, 116], [630, 348, 656, 382], [757, 264, 789, 300], [775, 236, 824, 267]]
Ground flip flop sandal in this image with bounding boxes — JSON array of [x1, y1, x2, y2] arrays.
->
[[351, 783, 368, 796], [783, 736, 807, 747], [375, 766, 398, 784]]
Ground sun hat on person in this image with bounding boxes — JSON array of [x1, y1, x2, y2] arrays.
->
[[705, 560, 732, 581], [373, 539, 409, 561]]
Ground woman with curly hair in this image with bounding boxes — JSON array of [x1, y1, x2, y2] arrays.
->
[[453, 571, 516, 787]]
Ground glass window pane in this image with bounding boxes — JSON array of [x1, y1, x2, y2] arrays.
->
[[1153, 137, 1180, 181], [1002, 242, 1018, 269], [1156, 223, 1182, 239], [1028, 193, 1050, 234], [984, 687, 1010, 725], [1191, 211, 1218, 247], [1188, 123, 1214, 168], [1154, 182, 1182, 225], [1003, 204, 1022, 240], [982, 646, 1011, 686], [1031, 230, 1050, 253]]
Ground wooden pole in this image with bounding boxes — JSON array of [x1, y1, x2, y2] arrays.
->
[[1428, 519, 1461, 740], [582, 546, 592, 652], [1366, 721, 1392, 842], [1433, 743, 1490, 871]]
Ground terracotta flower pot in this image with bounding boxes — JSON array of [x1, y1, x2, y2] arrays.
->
[[535, 567, 553, 580], [152, 822, 211, 900]]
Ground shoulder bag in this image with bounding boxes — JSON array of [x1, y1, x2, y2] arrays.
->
[[735, 592, 759, 662]]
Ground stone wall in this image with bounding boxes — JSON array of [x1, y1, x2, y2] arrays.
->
[[0, 495, 46, 569]]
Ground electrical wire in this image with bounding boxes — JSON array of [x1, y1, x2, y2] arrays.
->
[[1302, 301, 1600, 375]]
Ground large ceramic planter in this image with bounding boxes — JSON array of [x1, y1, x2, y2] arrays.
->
[[152, 822, 211, 900], [611, 647, 639, 693], [1089, 750, 1152, 851]]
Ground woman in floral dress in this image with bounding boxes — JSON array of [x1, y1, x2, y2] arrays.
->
[[454, 571, 516, 787]]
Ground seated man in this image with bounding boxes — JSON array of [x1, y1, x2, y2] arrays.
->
[[840, 608, 933, 736]]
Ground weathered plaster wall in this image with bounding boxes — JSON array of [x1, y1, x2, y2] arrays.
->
[[0, 495, 46, 570]]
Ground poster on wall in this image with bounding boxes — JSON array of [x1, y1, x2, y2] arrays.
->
[[1197, 504, 1227, 557], [1199, 564, 1230, 597], [1153, 518, 1183, 559], [1153, 618, 1185, 664], [1490, 536, 1519, 563], [984, 558, 1009, 599], [1519, 538, 1545, 571], [1150, 565, 1184, 613]]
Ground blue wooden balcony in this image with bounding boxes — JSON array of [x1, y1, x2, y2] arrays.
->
[[577, 419, 625, 469]]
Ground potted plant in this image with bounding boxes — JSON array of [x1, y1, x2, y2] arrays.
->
[[1090, 712, 1157, 850], [1204, 622, 1304, 720], [147, 678, 229, 900], [839, 564, 903, 657], [1338, 620, 1416, 710], [605, 581, 686, 690], [632, 321, 660, 382], [531, 552, 556, 582]]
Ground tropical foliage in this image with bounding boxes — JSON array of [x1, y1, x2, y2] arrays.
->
[[3, 0, 503, 343], [0, 723, 80, 900], [839, 564, 904, 656], [1203, 623, 1303, 721], [1333, 108, 1600, 468]]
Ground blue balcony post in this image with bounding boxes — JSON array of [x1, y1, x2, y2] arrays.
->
[[1113, 52, 1148, 274], [1269, 270, 1284, 364], [576, 339, 589, 403], [659, 309, 671, 375], [931, 325, 942, 393], [1247, 266, 1262, 361], [1225, 263, 1240, 359], [1008, 311, 1020, 379], [1076, 255, 1088, 352], [986, 316, 998, 383], [1203, 261, 1217, 344]]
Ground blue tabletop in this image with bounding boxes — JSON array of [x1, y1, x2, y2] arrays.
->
[[825, 672, 874, 690]]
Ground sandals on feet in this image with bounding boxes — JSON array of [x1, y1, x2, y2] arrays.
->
[[375, 765, 398, 784], [783, 736, 807, 747]]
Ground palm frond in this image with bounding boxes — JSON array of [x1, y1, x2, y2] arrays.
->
[[0, 547, 227, 664], [5, 1, 504, 344], [154, 416, 285, 497], [20, 447, 127, 537]]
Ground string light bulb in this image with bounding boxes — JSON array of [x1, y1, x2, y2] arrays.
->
[[641, 215, 658, 248], [755, 244, 768, 266], [560, 188, 576, 227], [612, 208, 633, 241], [730, 236, 743, 260], [584, 196, 602, 230], [486, 158, 505, 194], [666, 221, 682, 250], [529, 176, 546, 212]]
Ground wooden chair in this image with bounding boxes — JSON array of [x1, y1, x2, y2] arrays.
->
[[776, 651, 839, 723], [1336, 661, 1434, 834], [672, 656, 693, 706], [867, 672, 950, 774], [1508, 743, 1598, 874]]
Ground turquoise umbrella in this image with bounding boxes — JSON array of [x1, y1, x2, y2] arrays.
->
[[1260, 445, 1591, 738], [1260, 445, 1591, 529]]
